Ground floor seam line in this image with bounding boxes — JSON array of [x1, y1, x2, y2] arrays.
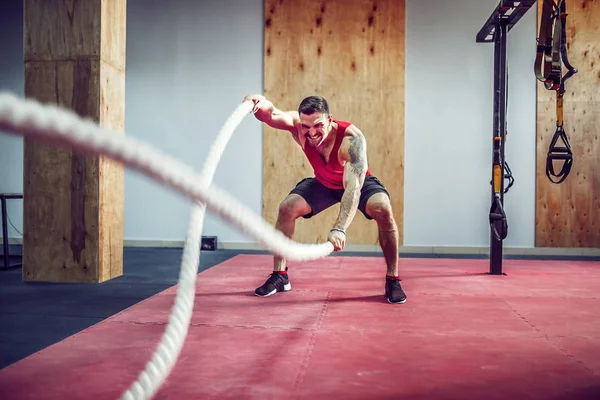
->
[[292, 290, 332, 398], [500, 299, 597, 376], [548, 338, 597, 376]]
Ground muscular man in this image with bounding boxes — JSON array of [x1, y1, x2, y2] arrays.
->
[[245, 94, 406, 304]]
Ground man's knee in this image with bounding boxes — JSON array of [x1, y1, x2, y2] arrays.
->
[[278, 194, 311, 220], [366, 193, 394, 223]]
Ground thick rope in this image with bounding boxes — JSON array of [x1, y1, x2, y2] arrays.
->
[[0, 91, 334, 399], [120, 99, 253, 399], [0, 92, 333, 260]]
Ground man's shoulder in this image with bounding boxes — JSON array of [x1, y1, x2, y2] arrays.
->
[[286, 110, 301, 131], [334, 119, 353, 130], [335, 120, 362, 140], [286, 110, 300, 122]]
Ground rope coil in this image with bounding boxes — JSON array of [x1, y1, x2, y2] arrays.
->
[[0, 91, 334, 399]]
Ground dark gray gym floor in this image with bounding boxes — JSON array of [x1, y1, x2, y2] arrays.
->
[[0, 246, 247, 369]]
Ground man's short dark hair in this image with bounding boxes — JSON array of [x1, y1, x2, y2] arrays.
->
[[298, 96, 329, 116]]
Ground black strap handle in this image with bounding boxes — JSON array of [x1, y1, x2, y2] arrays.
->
[[503, 161, 514, 193], [546, 126, 573, 184], [489, 194, 508, 241], [535, 0, 577, 185]]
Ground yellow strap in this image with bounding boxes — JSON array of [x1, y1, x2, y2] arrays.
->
[[556, 93, 564, 127], [493, 165, 502, 194]]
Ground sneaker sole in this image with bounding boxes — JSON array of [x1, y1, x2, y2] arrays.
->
[[387, 297, 407, 304], [255, 282, 292, 297]]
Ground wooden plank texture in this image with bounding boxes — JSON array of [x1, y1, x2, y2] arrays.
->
[[22, 0, 125, 282], [536, 0, 600, 248], [98, 0, 126, 282], [263, 0, 405, 246], [23, 60, 102, 282], [23, 0, 102, 61]]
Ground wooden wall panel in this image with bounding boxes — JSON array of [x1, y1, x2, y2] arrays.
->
[[536, 0, 600, 248], [23, 0, 125, 282], [263, 0, 405, 246]]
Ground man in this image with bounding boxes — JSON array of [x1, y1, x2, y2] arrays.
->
[[245, 94, 406, 304]]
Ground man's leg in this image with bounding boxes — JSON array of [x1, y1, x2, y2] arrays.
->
[[365, 192, 399, 276], [360, 177, 406, 304], [255, 194, 310, 297], [273, 194, 312, 272], [255, 178, 339, 297]]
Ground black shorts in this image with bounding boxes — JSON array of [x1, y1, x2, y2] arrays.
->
[[289, 175, 390, 220]]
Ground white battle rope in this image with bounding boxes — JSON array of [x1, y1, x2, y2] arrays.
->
[[0, 91, 334, 399], [120, 100, 254, 400]]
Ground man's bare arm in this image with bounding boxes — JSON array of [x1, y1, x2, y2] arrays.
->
[[244, 94, 298, 133], [333, 127, 368, 232]]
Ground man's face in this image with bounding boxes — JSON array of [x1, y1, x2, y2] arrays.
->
[[300, 112, 332, 147]]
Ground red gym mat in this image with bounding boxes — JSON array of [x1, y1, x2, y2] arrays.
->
[[0, 255, 599, 399]]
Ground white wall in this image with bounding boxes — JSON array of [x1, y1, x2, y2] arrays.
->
[[0, 0, 539, 249], [404, 0, 537, 248], [0, 0, 25, 240], [0, 0, 265, 245], [123, 0, 264, 243]]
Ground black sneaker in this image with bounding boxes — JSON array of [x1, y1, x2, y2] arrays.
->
[[384, 278, 407, 304], [254, 269, 291, 297]]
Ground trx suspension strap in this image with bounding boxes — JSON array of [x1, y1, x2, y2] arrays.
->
[[534, 0, 578, 184], [489, 18, 512, 243], [477, 0, 537, 275]]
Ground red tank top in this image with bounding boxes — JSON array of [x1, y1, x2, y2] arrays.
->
[[302, 120, 371, 189]]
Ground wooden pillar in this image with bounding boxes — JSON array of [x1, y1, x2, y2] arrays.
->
[[22, 0, 126, 282]]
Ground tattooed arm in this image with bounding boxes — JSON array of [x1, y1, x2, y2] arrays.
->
[[334, 125, 369, 232], [327, 125, 368, 251]]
